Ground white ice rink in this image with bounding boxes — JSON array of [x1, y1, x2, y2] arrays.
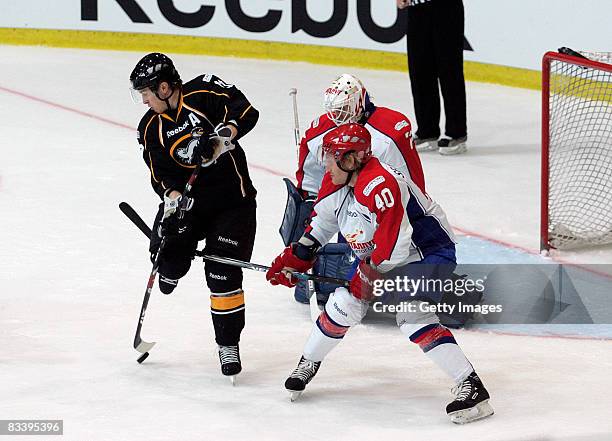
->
[[1, 46, 611, 440]]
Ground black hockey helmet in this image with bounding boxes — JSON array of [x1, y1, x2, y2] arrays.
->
[[129, 52, 181, 92]]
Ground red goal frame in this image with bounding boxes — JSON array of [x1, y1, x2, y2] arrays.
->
[[540, 51, 612, 251]]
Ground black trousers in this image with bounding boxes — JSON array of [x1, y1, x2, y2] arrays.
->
[[406, 0, 466, 139], [152, 198, 257, 346]]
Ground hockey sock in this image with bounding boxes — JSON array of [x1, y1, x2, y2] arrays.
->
[[303, 311, 349, 362], [402, 323, 473, 384], [210, 289, 245, 346]]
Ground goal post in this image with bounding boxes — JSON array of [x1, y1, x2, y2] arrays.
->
[[541, 49, 612, 251]]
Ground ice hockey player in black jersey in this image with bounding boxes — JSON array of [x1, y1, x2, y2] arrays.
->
[[129, 52, 259, 383]]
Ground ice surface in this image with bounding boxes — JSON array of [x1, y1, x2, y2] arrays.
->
[[0, 46, 611, 440]]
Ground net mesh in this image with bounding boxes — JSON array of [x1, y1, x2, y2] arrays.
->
[[546, 53, 612, 249], [580, 51, 612, 65]]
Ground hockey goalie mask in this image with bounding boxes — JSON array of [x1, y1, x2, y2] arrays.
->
[[324, 74, 367, 126]]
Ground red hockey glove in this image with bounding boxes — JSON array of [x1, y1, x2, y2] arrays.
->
[[349, 259, 381, 301], [266, 244, 315, 287]]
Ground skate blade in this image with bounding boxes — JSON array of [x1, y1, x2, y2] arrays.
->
[[289, 391, 302, 402], [229, 375, 237, 386], [439, 143, 467, 156], [416, 142, 438, 152], [449, 400, 494, 424]]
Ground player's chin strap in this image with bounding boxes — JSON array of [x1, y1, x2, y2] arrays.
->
[[336, 151, 360, 186], [155, 85, 178, 114], [342, 170, 355, 186]]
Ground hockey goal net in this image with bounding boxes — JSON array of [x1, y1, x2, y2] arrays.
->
[[541, 49, 612, 251]]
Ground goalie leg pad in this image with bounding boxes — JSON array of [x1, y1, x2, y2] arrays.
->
[[294, 280, 310, 304], [312, 243, 355, 303]]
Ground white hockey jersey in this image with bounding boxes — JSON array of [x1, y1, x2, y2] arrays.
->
[[296, 107, 425, 196], [306, 158, 456, 271]]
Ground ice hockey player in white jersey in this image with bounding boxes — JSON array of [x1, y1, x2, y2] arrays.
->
[[285, 74, 426, 304], [267, 123, 494, 424], [296, 73, 425, 197]]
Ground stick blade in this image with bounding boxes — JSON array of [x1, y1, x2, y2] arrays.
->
[[119, 201, 153, 239], [135, 340, 156, 353]]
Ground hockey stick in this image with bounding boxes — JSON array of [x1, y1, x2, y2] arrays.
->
[[119, 202, 150, 238], [289, 88, 300, 158], [289, 87, 321, 322], [120, 202, 349, 286], [130, 162, 203, 358], [200, 254, 348, 286]]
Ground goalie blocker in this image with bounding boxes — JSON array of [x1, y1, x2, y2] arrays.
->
[[279, 178, 315, 246]]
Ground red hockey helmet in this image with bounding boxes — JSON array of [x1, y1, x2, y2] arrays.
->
[[322, 123, 372, 166]]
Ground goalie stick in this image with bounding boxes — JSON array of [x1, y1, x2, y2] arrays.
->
[[120, 201, 350, 285], [289, 87, 321, 322]]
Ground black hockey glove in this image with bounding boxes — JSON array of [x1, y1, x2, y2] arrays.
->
[[193, 136, 214, 164]]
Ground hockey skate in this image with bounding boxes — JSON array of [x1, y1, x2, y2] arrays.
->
[[438, 136, 467, 155], [218, 345, 241, 385], [414, 135, 439, 152], [446, 372, 494, 424], [285, 356, 321, 402]]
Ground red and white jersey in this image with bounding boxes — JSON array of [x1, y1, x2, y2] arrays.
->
[[306, 158, 455, 271], [295, 107, 425, 196]]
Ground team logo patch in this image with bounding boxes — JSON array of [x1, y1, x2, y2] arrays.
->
[[363, 176, 385, 196], [344, 229, 364, 243], [175, 127, 205, 164], [348, 240, 375, 253], [395, 120, 409, 131], [191, 127, 204, 138]]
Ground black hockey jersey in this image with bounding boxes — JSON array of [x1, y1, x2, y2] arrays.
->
[[136, 74, 259, 206]]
